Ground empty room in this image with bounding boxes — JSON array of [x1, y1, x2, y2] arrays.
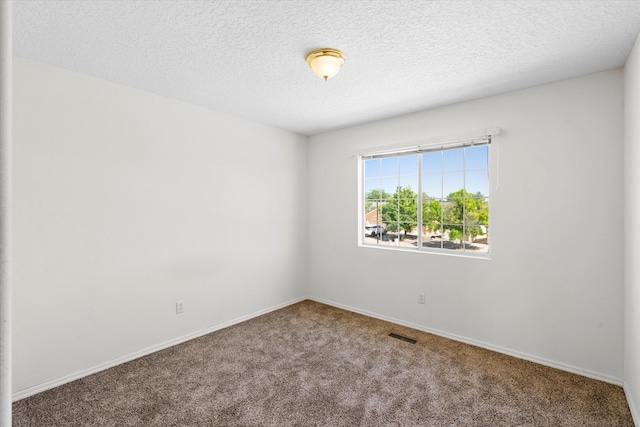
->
[[2, 0, 640, 425]]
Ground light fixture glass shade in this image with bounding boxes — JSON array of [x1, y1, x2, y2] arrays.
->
[[306, 48, 346, 81]]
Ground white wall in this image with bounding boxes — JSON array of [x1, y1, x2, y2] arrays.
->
[[0, 2, 12, 423], [12, 57, 308, 395], [307, 70, 625, 383], [624, 33, 640, 424]]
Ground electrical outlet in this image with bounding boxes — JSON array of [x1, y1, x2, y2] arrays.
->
[[176, 300, 184, 314], [418, 292, 425, 304]]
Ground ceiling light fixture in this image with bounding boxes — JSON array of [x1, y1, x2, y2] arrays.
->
[[305, 48, 346, 81]]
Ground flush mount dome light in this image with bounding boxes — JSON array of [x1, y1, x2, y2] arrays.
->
[[305, 48, 346, 81]]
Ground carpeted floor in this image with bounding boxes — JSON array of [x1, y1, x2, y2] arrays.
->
[[13, 300, 634, 426]]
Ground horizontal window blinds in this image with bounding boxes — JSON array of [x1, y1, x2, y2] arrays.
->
[[361, 136, 491, 160]]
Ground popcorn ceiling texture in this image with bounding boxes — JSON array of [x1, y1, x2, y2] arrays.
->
[[12, 300, 634, 426], [12, 1, 640, 135]]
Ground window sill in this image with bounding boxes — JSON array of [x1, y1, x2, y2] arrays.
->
[[358, 242, 491, 260]]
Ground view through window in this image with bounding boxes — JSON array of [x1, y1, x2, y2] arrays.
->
[[362, 140, 490, 254]]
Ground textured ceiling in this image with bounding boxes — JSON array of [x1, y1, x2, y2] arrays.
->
[[12, 0, 640, 135]]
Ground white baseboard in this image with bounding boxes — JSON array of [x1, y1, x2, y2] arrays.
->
[[624, 385, 639, 427], [14, 295, 627, 404], [308, 296, 624, 387], [12, 296, 307, 402]]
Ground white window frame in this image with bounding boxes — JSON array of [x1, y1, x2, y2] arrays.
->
[[358, 130, 499, 259]]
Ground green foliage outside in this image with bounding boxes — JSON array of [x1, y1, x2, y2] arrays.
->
[[444, 189, 489, 243], [379, 186, 418, 236], [364, 189, 391, 214], [365, 186, 489, 243], [422, 199, 442, 233]]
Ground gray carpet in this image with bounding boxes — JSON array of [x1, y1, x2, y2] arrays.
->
[[13, 300, 634, 426]]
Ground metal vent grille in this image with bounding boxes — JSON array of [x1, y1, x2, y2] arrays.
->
[[388, 333, 417, 344]]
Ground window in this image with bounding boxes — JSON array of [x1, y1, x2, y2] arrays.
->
[[361, 136, 491, 255]]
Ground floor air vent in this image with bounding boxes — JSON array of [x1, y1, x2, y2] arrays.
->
[[388, 333, 417, 344]]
